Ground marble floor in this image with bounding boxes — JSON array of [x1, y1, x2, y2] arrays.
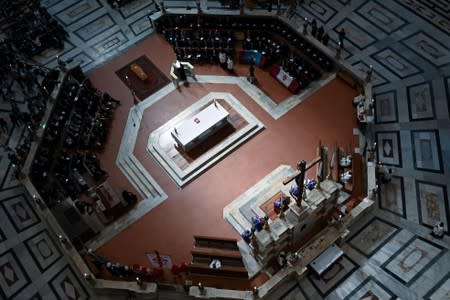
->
[[0, 0, 449, 299]]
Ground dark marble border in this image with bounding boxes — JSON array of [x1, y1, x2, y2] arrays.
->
[[445, 76, 450, 118], [0, 249, 32, 300], [375, 131, 402, 167], [415, 180, 449, 236], [119, 2, 152, 19], [74, 13, 116, 42], [302, 0, 338, 23], [54, 0, 102, 26], [371, 47, 423, 80], [278, 283, 309, 299], [24, 229, 63, 272], [332, 18, 378, 50], [379, 175, 407, 218], [407, 81, 435, 121], [343, 275, 396, 300], [307, 253, 359, 297], [347, 216, 401, 258], [30, 292, 43, 300], [49, 264, 90, 300], [37, 39, 76, 65], [46, 51, 95, 70], [0, 193, 41, 233], [351, 61, 389, 87], [41, 0, 63, 9], [400, 30, 450, 67], [423, 271, 450, 299], [374, 89, 399, 124], [380, 235, 446, 286], [0, 227, 5, 242], [411, 129, 443, 173], [129, 14, 154, 36], [354, 0, 408, 34], [91, 30, 130, 55], [395, 0, 450, 35]]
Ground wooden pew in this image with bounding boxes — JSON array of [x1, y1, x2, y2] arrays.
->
[[194, 235, 239, 251], [190, 235, 248, 281], [189, 263, 248, 278]]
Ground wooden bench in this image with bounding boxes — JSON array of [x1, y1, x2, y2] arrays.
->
[[189, 262, 248, 278], [190, 235, 248, 282], [194, 235, 239, 251], [192, 247, 242, 259], [191, 247, 244, 267]]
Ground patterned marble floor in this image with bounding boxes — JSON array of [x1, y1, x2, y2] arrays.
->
[[0, 0, 449, 299]]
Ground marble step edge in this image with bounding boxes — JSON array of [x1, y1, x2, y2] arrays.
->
[[149, 122, 265, 187], [116, 155, 161, 199]]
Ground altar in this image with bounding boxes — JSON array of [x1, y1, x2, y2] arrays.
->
[[171, 101, 229, 151]]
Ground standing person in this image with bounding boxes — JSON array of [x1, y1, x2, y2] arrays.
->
[[303, 17, 308, 34], [218, 50, 227, 69], [0, 117, 8, 133], [317, 26, 324, 41], [226, 56, 234, 72], [311, 19, 318, 37], [247, 57, 256, 84], [322, 32, 329, 46], [338, 28, 346, 48]]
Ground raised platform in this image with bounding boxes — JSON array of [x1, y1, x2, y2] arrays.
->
[[223, 165, 295, 234], [148, 92, 265, 187]]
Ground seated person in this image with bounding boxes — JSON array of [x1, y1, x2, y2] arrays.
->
[[209, 259, 221, 269], [122, 190, 137, 205], [431, 222, 445, 239], [339, 155, 352, 167], [340, 171, 352, 184]]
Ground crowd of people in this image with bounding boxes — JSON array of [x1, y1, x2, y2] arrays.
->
[[30, 69, 120, 207], [155, 14, 335, 91], [87, 248, 189, 282], [279, 54, 320, 88], [242, 31, 288, 65], [164, 28, 235, 65], [305, 18, 330, 47], [0, 0, 67, 57]]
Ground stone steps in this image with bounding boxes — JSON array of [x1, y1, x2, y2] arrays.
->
[[117, 155, 161, 199]]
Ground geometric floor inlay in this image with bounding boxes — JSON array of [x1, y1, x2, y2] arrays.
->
[[423, 272, 450, 300], [343, 276, 396, 300], [348, 217, 401, 257], [25, 230, 63, 272], [0, 250, 31, 299], [49, 265, 90, 300], [381, 236, 445, 286], [307, 254, 359, 297]]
